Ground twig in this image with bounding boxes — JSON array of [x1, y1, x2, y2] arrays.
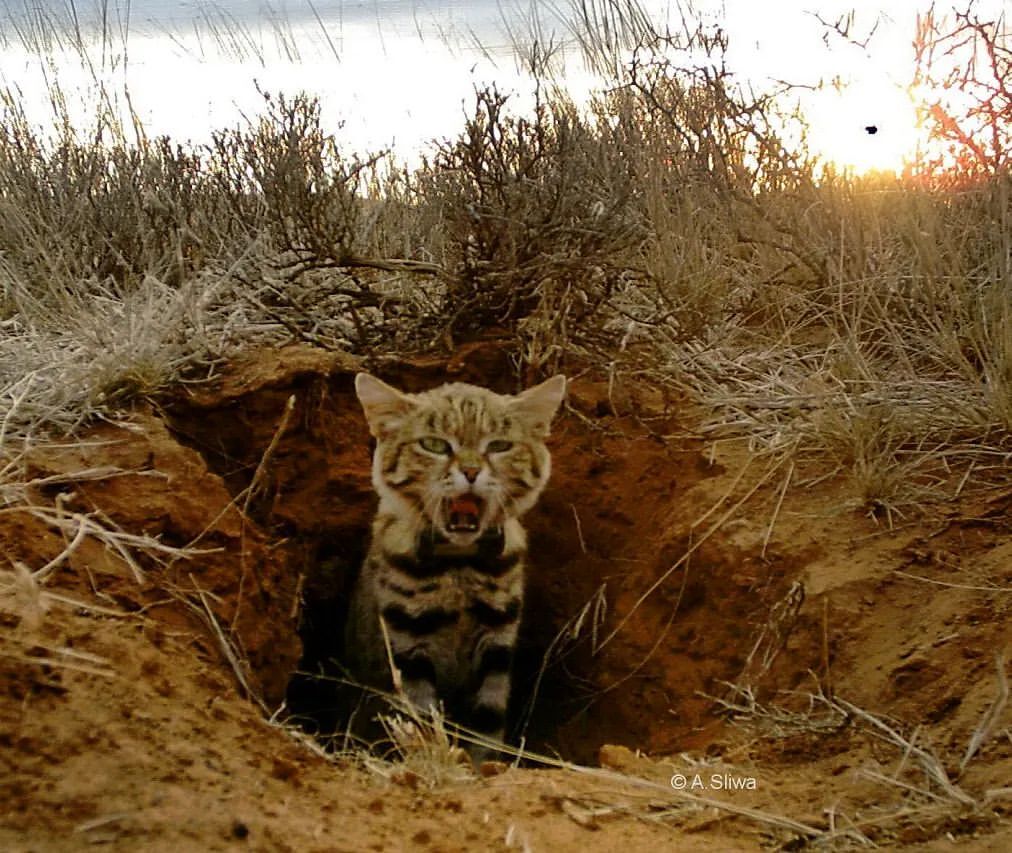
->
[[241, 393, 296, 518], [728, 581, 806, 699], [5, 505, 219, 583], [187, 579, 266, 712], [232, 393, 297, 631], [597, 456, 782, 653], [570, 503, 588, 554], [893, 570, 1012, 593], [828, 695, 977, 807], [761, 460, 793, 558], [32, 512, 89, 580], [27, 466, 165, 489], [960, 650, 1009, 774], [821, 595, 832, 697], [379, 611, 403, 696], [0, 648, 116, 678]]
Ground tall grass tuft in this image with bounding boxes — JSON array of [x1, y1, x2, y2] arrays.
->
[[1, 1, 1010, 509]]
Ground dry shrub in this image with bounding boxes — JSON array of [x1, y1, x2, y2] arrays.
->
[[208, 88, 381, 273], [413, 85, 644, 346], [596, 17, 1012, 507], [607, 32, 819, 339], [914, 4, 1012, 180], [0, 99, 215, 295], [1, 1, 1010, 507]]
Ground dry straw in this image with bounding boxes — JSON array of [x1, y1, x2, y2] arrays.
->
[[2, 2, 1011, 848]]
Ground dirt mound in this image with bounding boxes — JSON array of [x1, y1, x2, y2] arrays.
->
[[4, 342, 1012, 850], [154, 342, 801, 763], [6, 409, 302, 703]]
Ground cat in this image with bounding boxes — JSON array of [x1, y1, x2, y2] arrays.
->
[[345, 371, 566, 762]]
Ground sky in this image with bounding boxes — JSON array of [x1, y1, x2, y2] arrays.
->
[[0, 1, 1006, 171]]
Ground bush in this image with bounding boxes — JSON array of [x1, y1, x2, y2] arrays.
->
[[413, 86, 644, 341]]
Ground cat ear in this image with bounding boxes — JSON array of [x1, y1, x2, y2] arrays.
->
[[512, 375, 566, 435], [355, 373, 414, 437]]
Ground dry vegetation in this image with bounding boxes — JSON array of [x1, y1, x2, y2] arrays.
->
[[2, 4, 1009, 510], [2, 1, 1012, 849]]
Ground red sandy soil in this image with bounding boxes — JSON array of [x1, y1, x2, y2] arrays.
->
[[2, 343, 1011, 851]]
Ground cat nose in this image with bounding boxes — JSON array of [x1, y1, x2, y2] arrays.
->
[[460, 465, 481, 483]]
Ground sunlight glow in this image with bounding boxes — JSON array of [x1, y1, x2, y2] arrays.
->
[[0, 0, 1000, 177], [806, 79, 923, 174]]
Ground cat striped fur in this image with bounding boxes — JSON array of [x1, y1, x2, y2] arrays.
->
[[345, 372, 566, 761]]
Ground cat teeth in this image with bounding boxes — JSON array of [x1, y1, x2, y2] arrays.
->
[[445, 495, 483, 532]]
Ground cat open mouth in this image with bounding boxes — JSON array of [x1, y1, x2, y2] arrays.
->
[[444, 494, 485, 533]]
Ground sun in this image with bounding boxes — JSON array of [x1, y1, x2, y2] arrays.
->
[[805, 78, 923, 175]]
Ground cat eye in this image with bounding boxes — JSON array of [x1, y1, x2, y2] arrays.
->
[[486, 439, 513, 454], [418, 436, 452, 454]]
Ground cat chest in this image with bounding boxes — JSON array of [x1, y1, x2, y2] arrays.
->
[[377, 561, 524, 613], [377, 563, 523, 690], [374, 556, 525, 651]]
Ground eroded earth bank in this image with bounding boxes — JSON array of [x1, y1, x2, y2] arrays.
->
[[3, 344, 1011, 851]]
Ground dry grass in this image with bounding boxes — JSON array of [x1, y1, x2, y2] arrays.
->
[[302, 681, 836, 844], [2, 8, 1010, 514], [711, 681, 1012, 845], [1, 3, 1011, 848]]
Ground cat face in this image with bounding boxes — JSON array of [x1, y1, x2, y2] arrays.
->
[[355, 373, 566, 545]]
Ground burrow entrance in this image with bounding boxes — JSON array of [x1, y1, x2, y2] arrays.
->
[[160, 343, 812, 764]]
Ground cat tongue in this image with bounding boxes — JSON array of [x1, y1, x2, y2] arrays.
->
[[447, 495, 482, 530]]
